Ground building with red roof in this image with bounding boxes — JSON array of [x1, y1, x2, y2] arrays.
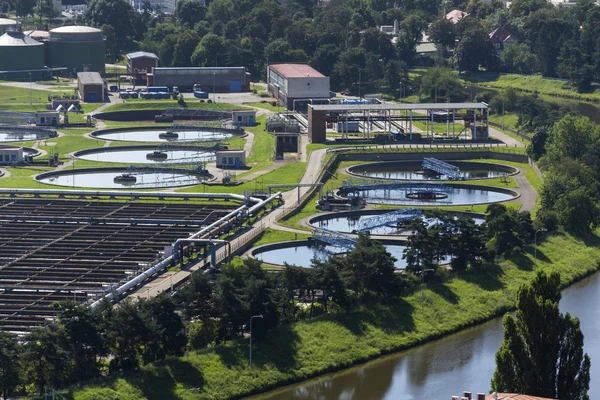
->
[[267, 63, 330, 110]]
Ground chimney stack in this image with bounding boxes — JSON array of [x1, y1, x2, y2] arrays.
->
[[393, 19, 399, 35]]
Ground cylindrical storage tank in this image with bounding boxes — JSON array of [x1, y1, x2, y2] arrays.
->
[[0, 18, 19, 35], [48, 26, 105, 74], [23, 30, 50, 65], [0, 31, 44, 78]]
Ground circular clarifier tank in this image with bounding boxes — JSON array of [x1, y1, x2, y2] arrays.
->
[[339, 183, 517, 206], [348, 161, 518, 181], [36, 167, 212, 189], [252, 240, 421, 269], [309, 210, 486, 235], [90, 126, 245, 143], [74, 145, 216, 164]]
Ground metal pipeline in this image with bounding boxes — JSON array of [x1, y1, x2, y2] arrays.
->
[[89, 193, 281, 308]]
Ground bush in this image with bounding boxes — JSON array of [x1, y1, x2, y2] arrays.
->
[[207, 99, 213, 103], [187, 320, 218, 350]]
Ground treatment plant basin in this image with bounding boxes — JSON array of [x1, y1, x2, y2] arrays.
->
[[338, 184, 517, 206], [252, 240, 451, 269], [36, 167, 212, 189], [74, 146, 216, 164], [348, 161, 517, 181], [309, 210, 485, 235], [91, 126, 244, 143]]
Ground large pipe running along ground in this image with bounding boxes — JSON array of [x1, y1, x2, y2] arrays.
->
[[89, 192, 281, 309], [0, 188, 260, 204]]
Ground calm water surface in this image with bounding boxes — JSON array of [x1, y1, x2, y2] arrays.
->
[[352, 187, 515, 206], [77, 149, 215, 164], [97, 129, 235, 143], [250, 272, 600, 400], [38, 170, 207, 189]]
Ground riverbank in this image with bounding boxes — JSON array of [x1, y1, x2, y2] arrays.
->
[[64, 229, 600, 400]]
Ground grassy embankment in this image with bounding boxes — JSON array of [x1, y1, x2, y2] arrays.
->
[[102, 100, 240, 112], [462, 72, 600, 103], [65, 228, 600, 400]]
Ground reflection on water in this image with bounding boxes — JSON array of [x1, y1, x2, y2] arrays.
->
[[249, 273, 600, 400], [96, 129, 235, 143], [254, 243, 414, 269], [78, 149, 216, 164], [354, 187, 514, 206], [38, 170, 207, 189], [314, 215, 485, 235]]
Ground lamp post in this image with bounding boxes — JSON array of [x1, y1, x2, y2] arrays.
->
[[28, 72, 32, 105], [249, 314, 263, 367], [420, 264, 435, 315], [534, 228, 547, 265], [212, 72, 216, 103]]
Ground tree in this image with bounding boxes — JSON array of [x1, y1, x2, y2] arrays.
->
[[0, 331, 19, 400], [403, 218, 437, 273], [172, 30, 199, 66], [491, 270, 591, 400], [418, 67, 465, 102], [36, 0, 55, 22], [21, 324, 72, 395], [15, 0, 35, 16], [85, 0, 135, 49], [191, 33, 226, 66], [546, 114, 600, 160], [427, 18, 456, 49], [454, 24, 498, 72], [396, 13, 428, 65], [174, 0, 206, 27]]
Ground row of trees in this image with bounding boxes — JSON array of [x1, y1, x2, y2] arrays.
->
[[0, 294, 185, 397]]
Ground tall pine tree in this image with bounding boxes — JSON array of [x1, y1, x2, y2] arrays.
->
[[491, 270, 590, 399]]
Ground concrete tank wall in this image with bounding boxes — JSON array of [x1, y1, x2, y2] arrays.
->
[[0, 44, 44, 71], [48, 40, 105, 73]]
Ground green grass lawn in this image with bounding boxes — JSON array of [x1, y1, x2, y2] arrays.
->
[[244, 102, 281, 112], [176, 162, 306, 195], [66, 229, 600, 400], [103, 101, 243, 113], [1, 166, 55, 188], [246, 116, 273, 164], [0, 84, 52, 105]]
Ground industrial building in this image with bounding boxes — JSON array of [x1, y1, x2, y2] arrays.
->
[[307, 102, 489, 143], [127, 51, 158, 75], [147, 67, 250, 92], [267, 63, 331, 110], [48, 26, 105, 74], [0, 146, 23, 164], [77, 72, 104, 102], [0, 31, 45, 79], [232, 110, 256, 126], [36, 111, 59, 126], [216, 150, 246, 169]]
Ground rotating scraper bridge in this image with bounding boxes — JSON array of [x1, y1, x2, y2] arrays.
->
[[0, 190, 278, 333]]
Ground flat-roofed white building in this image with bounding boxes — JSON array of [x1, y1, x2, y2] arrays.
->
[[267, 63, 330, 110]]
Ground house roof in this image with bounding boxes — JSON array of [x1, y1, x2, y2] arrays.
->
[[485, 394, 557, 400], [489, 28, 520, 43], [127, 51, 159, 60], [77, 72, 104, 85], [446, 9, 469, 24], [268, 63, 325, 79], [416, 42, 437, 54]]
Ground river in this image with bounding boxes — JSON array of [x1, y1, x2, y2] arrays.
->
[[249, 272, 600, 400]]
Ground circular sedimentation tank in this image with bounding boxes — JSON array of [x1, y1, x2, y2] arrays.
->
[[0, 31, 44, 74], [252, 241, 421, 269], [35, 167, 213, 189], [91, 126, 244, 143], [348, 161, 518, 181], [74, 145, 217, 165], [309, 210, 486, 236], [339, 184, 517, 206], [48, 26, 105, 73]]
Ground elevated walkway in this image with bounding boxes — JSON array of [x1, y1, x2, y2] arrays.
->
[[422, 157, 461, 180], [354, 208, 423, 233], [312, 227, 356, 250]]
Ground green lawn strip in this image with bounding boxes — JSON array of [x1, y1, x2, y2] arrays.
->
[[0, 84, 52, 104], [103, 101, 244, 113], [488, 113, 519, 130], [0, 166, 55, 188], [253, 228, 311, 246], [66, 230, 600, 400], [38, 133, 104, 160], [244, 102, 280, 112], [176, 162, 306, 195], [245, 117, 273, 164]]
